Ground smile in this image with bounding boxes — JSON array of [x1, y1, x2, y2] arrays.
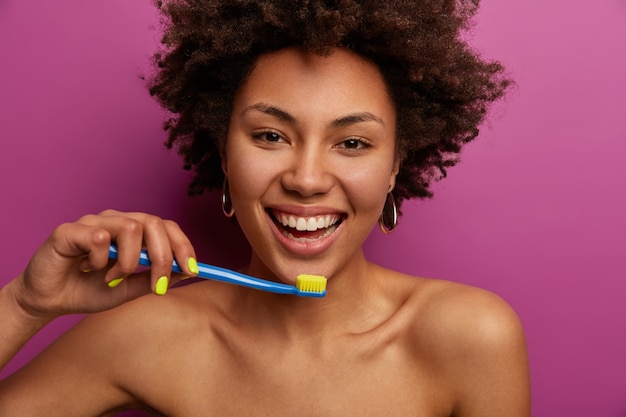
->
[[269, 209, 343, 242]]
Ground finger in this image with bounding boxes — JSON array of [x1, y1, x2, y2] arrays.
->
[[83, 211, 193, 294], [136, 214, 175, 295], [48, 222, 112, 272], [102, 218, 145, 286], [108, 271, 191, 306], [90, 270, 153, 311], [77, 213, 146, 285], [163, 220, 198, 277]]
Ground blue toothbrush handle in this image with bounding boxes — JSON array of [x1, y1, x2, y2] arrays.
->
[[107, 244, 325, 297]]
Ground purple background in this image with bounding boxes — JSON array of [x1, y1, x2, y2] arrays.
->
[[1, 1, 625, 416]]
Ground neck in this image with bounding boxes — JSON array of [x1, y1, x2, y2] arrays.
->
[[232, 253, 387, 342]]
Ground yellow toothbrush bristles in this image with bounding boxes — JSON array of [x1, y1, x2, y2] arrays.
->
[[296, 274, 327, 293]]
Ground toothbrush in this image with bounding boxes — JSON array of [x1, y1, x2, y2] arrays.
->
[[108, 244, 327, 297]]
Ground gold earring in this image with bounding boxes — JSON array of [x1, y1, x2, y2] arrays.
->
[[378, 192, 398, 234], [221, 177, 235, 218]]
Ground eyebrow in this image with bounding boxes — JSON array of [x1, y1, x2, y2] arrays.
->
[[242, 103, 296, 123], [241, 103, 385, 128], [331, 112, 384, 128]]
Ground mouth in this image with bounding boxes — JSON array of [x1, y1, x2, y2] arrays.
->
[[268, 209, 344, 243]]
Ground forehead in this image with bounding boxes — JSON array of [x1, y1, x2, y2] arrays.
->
[[232, 47, 396, 123]]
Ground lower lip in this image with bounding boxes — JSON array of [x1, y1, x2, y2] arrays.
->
[[267, 213, 343, 257]]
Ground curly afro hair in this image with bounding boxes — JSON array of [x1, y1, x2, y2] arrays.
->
[[149, 0, 510, 209]]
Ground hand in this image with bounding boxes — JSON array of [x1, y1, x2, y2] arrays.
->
[[12, 210, 198, 320]]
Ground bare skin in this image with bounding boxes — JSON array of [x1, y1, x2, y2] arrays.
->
[[0, 48, 530, 416], [1, 266, 528, 416]]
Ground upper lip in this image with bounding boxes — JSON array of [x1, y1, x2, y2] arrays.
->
[[267, 205, 346, 217]]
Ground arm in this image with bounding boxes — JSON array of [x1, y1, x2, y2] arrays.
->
[[0, 210, 198, 415], [0, 305, 138, 416], [0, 292, 177, 417], [447, 290, 530, 417], [0, 279, 50, 371]]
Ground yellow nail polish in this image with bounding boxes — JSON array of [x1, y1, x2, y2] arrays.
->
[[155, 276, 169, 295], [108, 277, 124, 288], [187, 257, 199, 275]]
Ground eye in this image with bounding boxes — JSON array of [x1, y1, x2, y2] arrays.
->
[[251, 131, 284, 143], [337, 138, 370, 150]]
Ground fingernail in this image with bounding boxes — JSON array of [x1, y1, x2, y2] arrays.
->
[[187, 257, 199, 275], [108, 277, 124, 288], [155, 276, 169, 296]]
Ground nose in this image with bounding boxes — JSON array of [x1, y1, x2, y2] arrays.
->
[[280, 146, 334, 197]]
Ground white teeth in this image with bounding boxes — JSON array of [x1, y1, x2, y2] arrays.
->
[[274, 210, 340, 233], [296, 217, 307, 231]]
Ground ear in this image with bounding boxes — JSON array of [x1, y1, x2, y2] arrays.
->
[[388, 158, 400, 192]]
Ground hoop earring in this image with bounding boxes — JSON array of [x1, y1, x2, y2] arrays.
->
[[378, 192, 398, 234], [221, 177, 235, 218]]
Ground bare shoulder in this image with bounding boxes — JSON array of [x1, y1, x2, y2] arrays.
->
[[67, 281, 217, 346], [76, 280, 229, 372], [0, 281, 224, 415], [395, 273, 530, 416], [413, 278, 525, 350], [378, 269, 524, 344]]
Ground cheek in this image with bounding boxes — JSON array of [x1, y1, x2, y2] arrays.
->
[[224, 141, 278, 211], [341, 162, 395, 215], [224, 141, 256, 206]]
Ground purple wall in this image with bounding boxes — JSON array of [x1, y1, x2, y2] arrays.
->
[[1, 1, 625, 416]]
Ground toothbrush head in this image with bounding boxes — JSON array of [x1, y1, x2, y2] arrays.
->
[[295, 274, 327, 297]]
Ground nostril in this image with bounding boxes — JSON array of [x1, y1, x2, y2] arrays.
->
[[280, 163, 334, 197]]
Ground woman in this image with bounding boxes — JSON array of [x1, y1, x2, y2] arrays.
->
[[0, 1, 530, 415]]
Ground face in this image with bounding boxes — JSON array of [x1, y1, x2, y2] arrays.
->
[[224, 47, 398, 284]]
